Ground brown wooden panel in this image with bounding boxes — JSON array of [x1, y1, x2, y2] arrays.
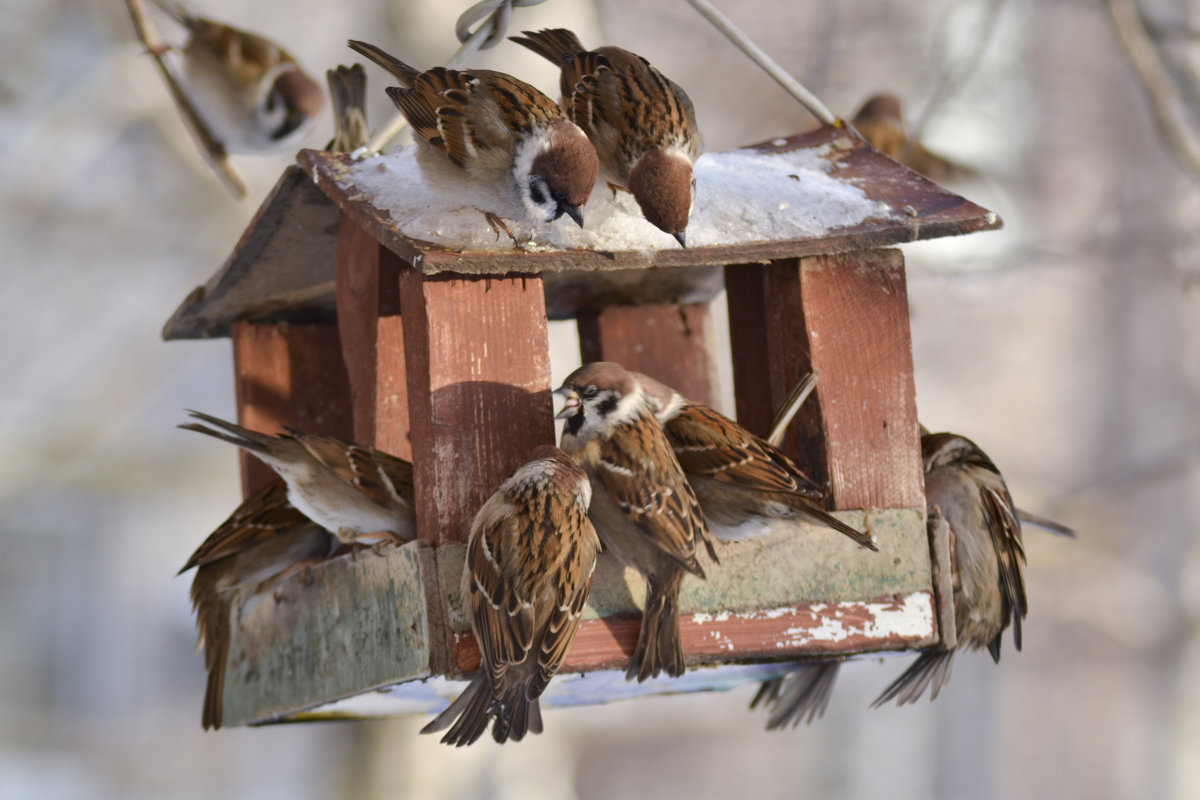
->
[[577, 303, 719, 407], [726, 251, 922, 510], [400, 271, 555, 545], [231, 321, 354, 497], [451, 592, 935, 674], [334, 217, 410, 458]]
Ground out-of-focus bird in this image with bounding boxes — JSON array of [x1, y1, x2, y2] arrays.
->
[[851, 93, 975, 184], [150, 0, 325, 154], [633, 371, 876, 550], [421, 446, 600, 746], [511, 28, 702, 247], [347, 40, 599, 240], [753, 430, 1075, 728], [555, 362, 715, 681], [179, 478, 333, 729], [326, 63, 369, 153], [180, 411, 416, 547]]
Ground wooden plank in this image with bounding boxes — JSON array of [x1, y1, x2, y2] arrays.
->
[[334, 217, 410, 457], [577, 303, 719, 407], [231, 320, 354, 497], [726, 251, 923, 511], [452, 591, 935, 673], [296, 125, 1001, 277], [399, 271, 555, 546]]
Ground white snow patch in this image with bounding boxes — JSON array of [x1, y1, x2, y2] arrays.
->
[[342, 143, 895, 253]]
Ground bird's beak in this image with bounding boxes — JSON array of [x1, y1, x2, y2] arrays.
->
[[672, 231, 687, 248], [562, 204, 585, 228], [554, 388, 580, 419]]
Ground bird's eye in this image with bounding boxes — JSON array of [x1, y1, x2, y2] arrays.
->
[[265, 88, 280, 112], [529, 178, 547, 205], [581, 385, 599, 399]]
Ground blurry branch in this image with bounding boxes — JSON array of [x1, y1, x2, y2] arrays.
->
[[684, 0, 838, 126], [1107, 0, 1200, 182], [124, 0, 248, 198], [912, 0, 1007, 138]]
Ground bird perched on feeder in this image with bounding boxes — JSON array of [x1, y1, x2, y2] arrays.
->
[[633, 371, 876, 550], [555, 362, 715, 681], [326, 63, 370, 153], [422, 446, 600, 746], [511, 28, 702, 247], [347, 40, 599, 241], [851, 93, 975, 184], [148, 0, 325, 154], [753, 430, 1075, 728], [179, 479, 334, 730], [180, 411, 416, 547]]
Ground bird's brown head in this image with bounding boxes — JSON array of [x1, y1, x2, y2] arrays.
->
[[528, 120, 599, 227], [555, 362, 646, 445], [921, 431, 998, 475], [628, 148, 695, 247], [267, 67, 326, 142]]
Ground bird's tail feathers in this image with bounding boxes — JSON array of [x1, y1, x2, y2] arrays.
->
[[870, 650, 956, 708]]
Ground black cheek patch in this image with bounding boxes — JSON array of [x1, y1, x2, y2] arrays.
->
[[596, 395, 618, 417], [565, 412, 584, 437]]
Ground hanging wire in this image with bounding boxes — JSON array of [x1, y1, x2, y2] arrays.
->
[[364, 0, 547, 154], [683, 0, 838, 127]]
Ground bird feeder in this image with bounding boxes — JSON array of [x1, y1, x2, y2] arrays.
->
[[165, 124, 999, 726]]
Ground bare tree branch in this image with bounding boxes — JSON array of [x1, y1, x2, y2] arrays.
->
[[124, 0, 248, 198]]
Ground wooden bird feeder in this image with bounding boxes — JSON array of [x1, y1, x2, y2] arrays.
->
[[165, 124, 1000, 726]]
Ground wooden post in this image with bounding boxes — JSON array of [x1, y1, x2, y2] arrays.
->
[[399, 271, 555, 546], [231, 320, 354, 497], [334, 217, 410, 458], [725, 250, 923, 511], [576, 303, 719, 408]]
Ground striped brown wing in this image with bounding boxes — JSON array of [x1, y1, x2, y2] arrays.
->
[[595, 413, 711, 572], [978, 468, 1027, 651], [590, 47, 701, 165], [665, 404, 822, 499], [293, 433, 413, 512], [179, 479, 308, 573]]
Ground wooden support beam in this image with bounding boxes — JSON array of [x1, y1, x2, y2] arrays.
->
[[231, 320, 354, 497], [334, 217, 410, 458], [576, 302, 719, 408], [725, 251, 923, 511], [399, 271, 555, 546]]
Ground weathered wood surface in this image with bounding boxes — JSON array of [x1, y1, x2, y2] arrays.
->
[[399, 271, 556, 546], [296, 125, 1000, 277], [577, 303, 719, 408], [230, 320, 353, 497], [163, 166, 341, 340], [725, 250, 924, 511], [334, 217, 410, 458]]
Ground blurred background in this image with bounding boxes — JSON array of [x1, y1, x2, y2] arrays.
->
[[2, 0, 1198, 797]]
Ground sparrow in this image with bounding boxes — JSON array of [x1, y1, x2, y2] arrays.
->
[[150, 0, 325, 154], [633, 371, 876, 550], [179, 410, 416, 547], [326, 63, 370, 153], [753, 430, 1075, 727], [179, 478, 334, 729], [347, 40, 599, 239], [421, 446, 600, 746], [511, 28, 702, 247], [555, 362, 715, 681], [851, 93, 975, 184]]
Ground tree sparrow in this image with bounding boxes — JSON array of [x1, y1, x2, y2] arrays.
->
[[851, 93, 975, 184], [421, 446, 600, 745], [347, 40, 599, 238], [511, 28, 702, 247], [633, 372, 876, 550], [179, 478, 333, 729], [555, 363, 715, 681], [754, 431, 1075, 727], [326, 63, 369, 153], [150, 0, 325, 154], [180, 411, 416, 547]]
